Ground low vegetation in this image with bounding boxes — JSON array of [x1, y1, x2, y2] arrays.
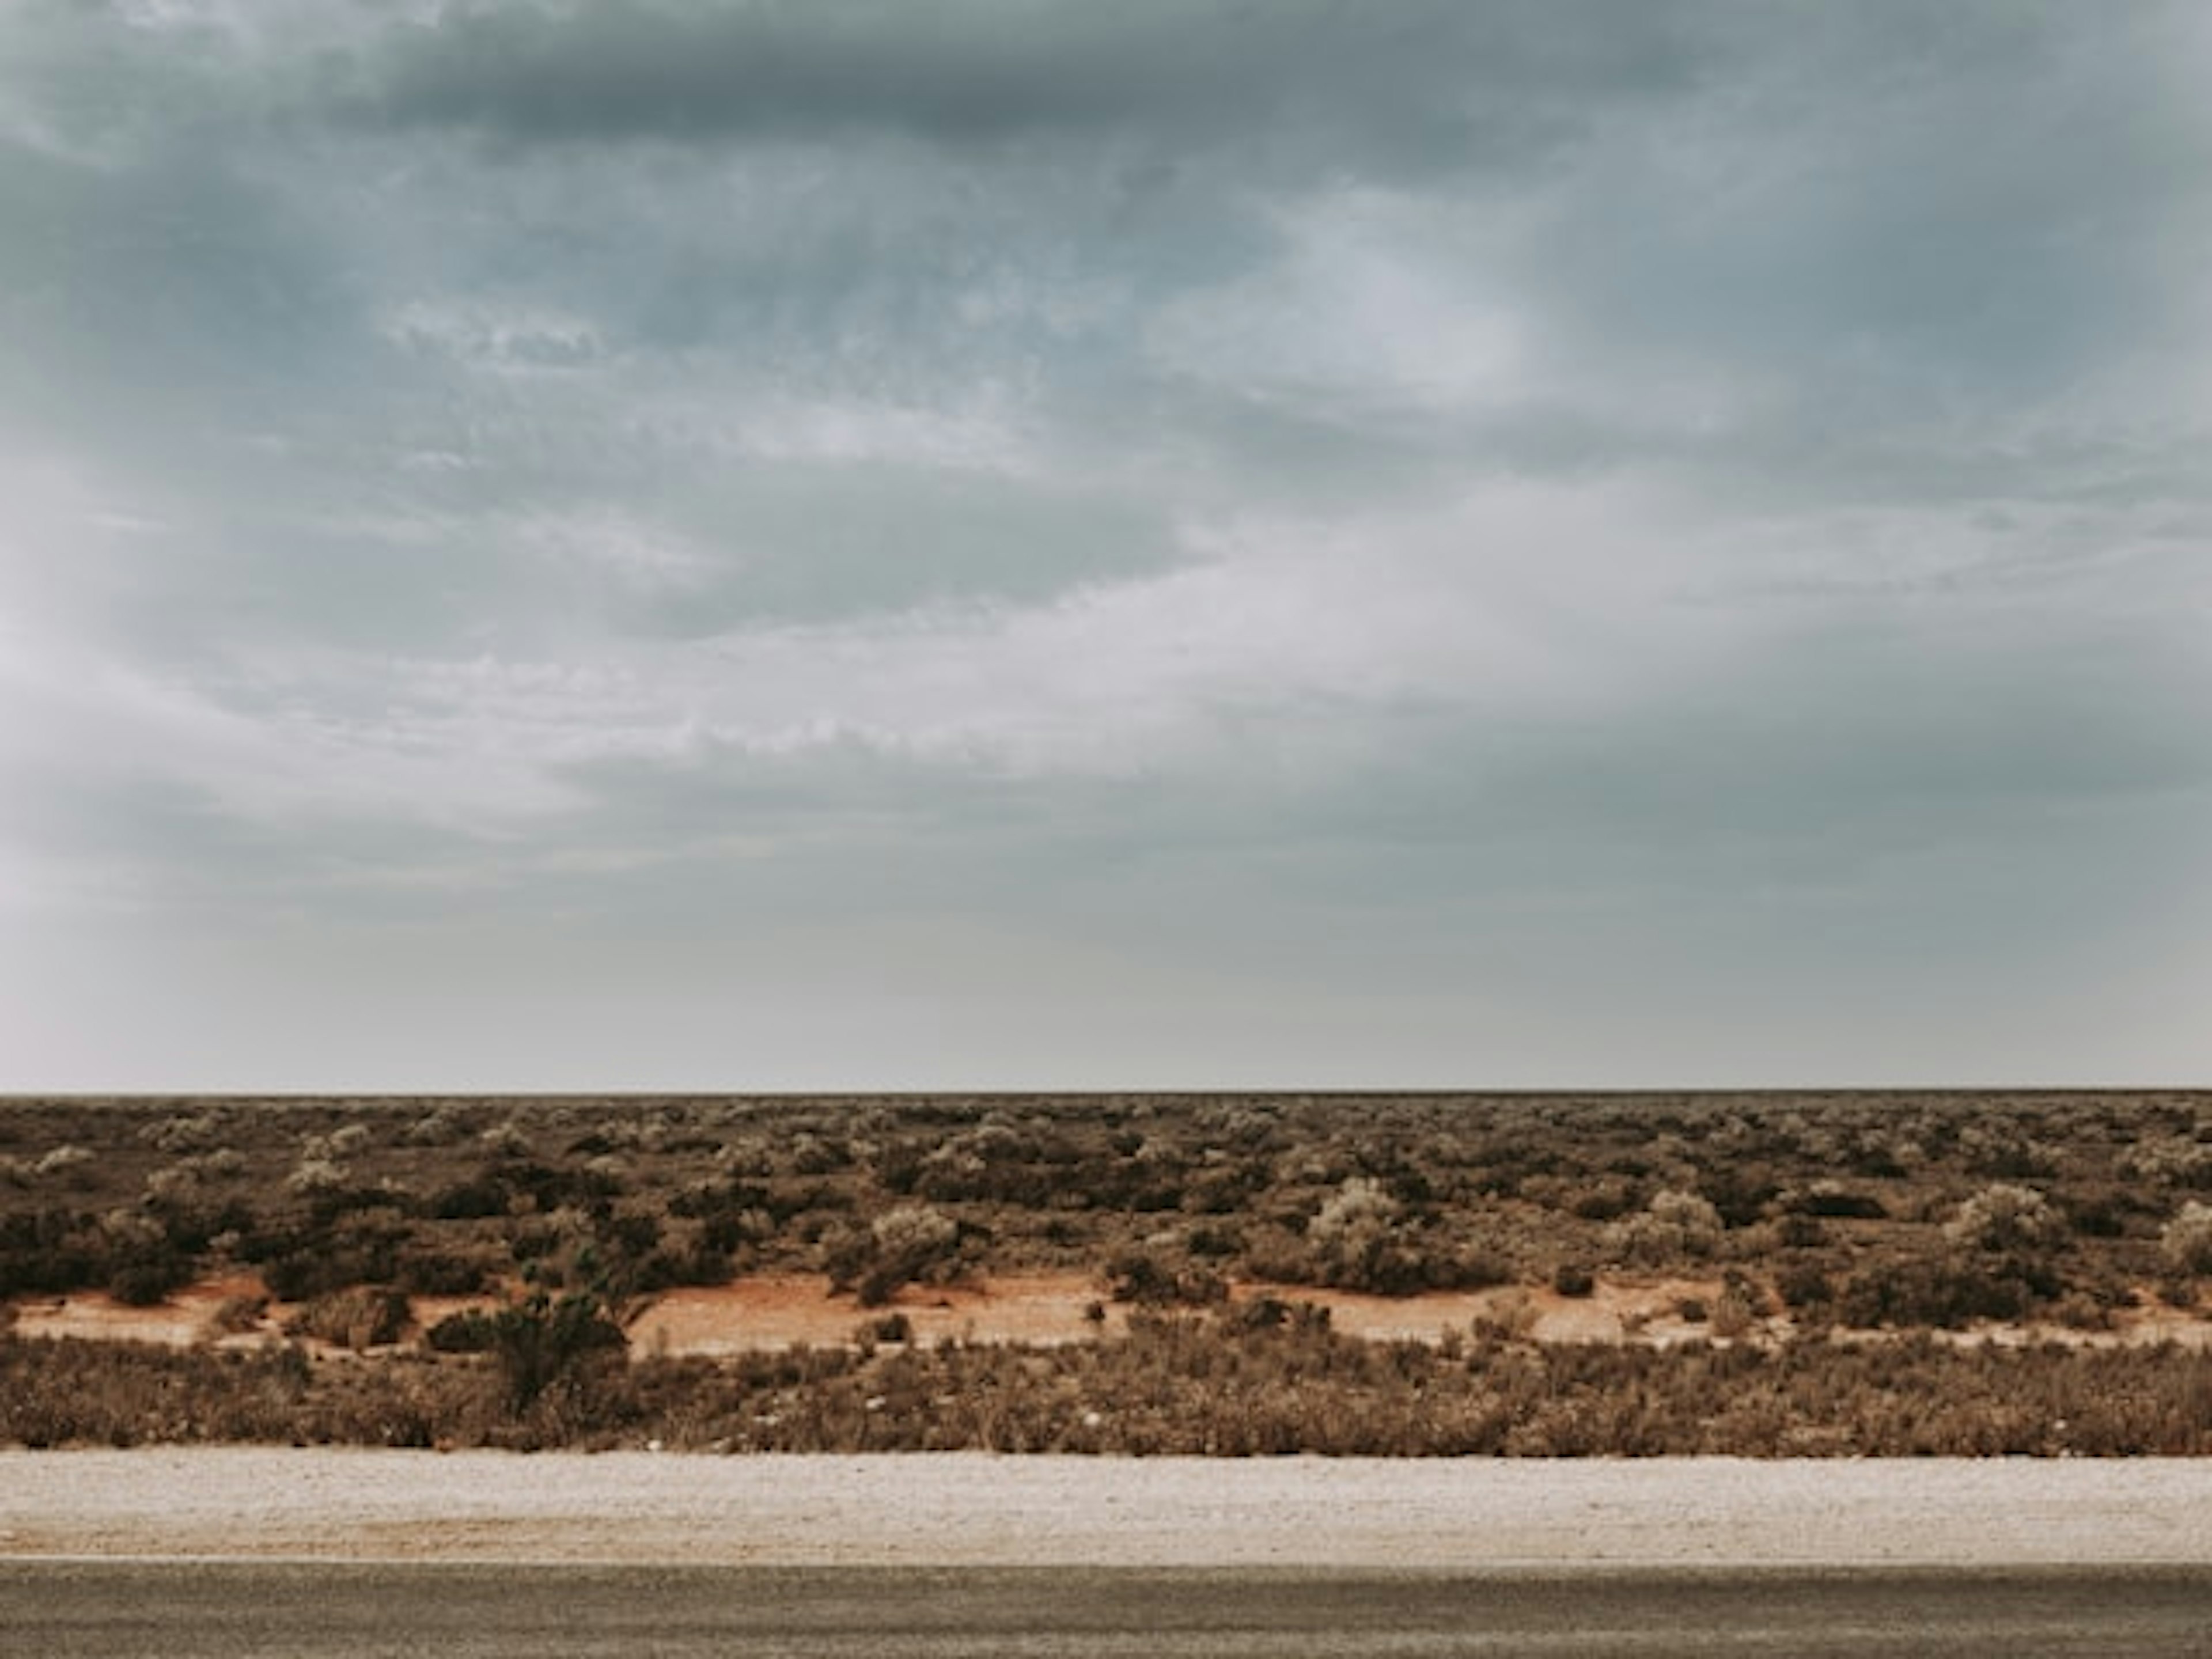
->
[[5, 1306, 2210, 1456], [1, 1090, 2209, 1453]]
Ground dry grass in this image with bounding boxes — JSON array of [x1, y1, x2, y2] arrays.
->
[[6, 1305, 2212, 1455]]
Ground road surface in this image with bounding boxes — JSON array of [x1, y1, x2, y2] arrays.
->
[[7, 1560, 2210, 1656]]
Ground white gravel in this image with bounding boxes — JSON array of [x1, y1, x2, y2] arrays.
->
[[4, 1451, 2210, 1567]]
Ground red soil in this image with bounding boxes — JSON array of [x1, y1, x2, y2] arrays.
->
[[8, 1271, 2206, 1356]]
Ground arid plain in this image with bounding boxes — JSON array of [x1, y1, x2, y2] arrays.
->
[[5, 1091, 2211, 1452], [9, 1093, 2212, 1653]]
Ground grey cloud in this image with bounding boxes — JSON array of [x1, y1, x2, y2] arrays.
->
[[618, 473, 1179, 633], [355, 0, 1709, 166], [0, 143, 363, 430], [1510, 6, 2211, 408], [4, 1, 2207, 1086]]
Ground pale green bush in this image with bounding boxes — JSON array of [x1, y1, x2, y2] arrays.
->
[[2162, 1201, 2212, 1275], [1943, 1183, 2061, 1253], [1605, 1189, 1724, 1266]]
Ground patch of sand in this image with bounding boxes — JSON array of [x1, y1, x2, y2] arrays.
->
[[635, 1274, 1127, 1354], [6, 1275, 271, 1350], [2, 1449, 2209, 1568], [11, 1272, 2207, 1355]]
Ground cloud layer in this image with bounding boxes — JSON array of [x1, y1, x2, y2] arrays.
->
[[2, 1, 2207, 1088]]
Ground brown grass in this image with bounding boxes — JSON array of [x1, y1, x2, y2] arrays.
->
[[6, 1305, 2212, 1455]]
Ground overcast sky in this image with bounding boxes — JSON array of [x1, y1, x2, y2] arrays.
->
[[2, 1, 2207, 1092]]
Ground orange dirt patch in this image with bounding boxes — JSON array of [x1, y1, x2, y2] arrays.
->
[[631, 1275, 1798, 1351], [628, 1275, 1751, 1354], [632, 1274, 1126, 1354], [6, 1277, 498, 1356], [8, 1274, 276, 1350], [9, 1272, 2207, 1357]]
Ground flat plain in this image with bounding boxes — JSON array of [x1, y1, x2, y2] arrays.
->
[[6, 1091, 2212, 1454]]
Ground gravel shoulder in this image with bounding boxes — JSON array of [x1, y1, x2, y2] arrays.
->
[[4, 1451, 2209, 1568]]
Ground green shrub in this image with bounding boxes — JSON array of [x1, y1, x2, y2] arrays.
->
[[1945, 1184, 2062, 1254], [1604, 1190, 1723, 1266], [484, 1287, 627, 1411]]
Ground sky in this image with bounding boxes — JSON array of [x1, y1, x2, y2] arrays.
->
[[1, 1, 2208, 1092]]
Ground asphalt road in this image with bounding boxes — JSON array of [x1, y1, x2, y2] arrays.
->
[[5, 1561, 2210, 1656]]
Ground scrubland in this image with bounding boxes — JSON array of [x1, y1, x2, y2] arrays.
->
[[3, 1090, 2210, 1453]]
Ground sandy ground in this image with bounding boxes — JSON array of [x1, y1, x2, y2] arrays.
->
[[6, 1272, 1685, 1353], [3, 1450, 2210, 1568], [14, 1271, 2209, 1354]]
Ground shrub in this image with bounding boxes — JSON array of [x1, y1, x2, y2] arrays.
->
[[857, 1311, 912, 1344], [285, 1157, 350, 1197], [204, 1293, 269, 1337], [2162, 1201, 2212, 1275], [1709, 1278, 1762, 1340], [1474, 1290, 1540, 1340], [1105, 1249, 1228, 1308], [1604, 1190, 1722, 1266], [1775, 1214, 1825, 1248], [484, 1287, 627, 1411], [145, 1112, 225, 1154], [288, 1287, 412, 1351], [33, 1145, 95, 1178], [1312, 1176, 1399, 1243], [1775, 1263, 1833, 1309], [1790, 1183, 1887, 1221], [1836, 1255, 2054, 1328], [1296, 1176, 1487, 1294], [107, 1247, 192, 1307], [426, 1309, 501, 1353], [260, 1249, 349, 1303], [1944, 1184, 2062, 1254], [825, 1203, 965, 1306], [393, 1249, 490, 1297], [430, 1176, 510, 1220], [1696, 1168, 1778, 1229]]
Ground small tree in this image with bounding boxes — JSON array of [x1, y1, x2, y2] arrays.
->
[[486, 1286, 625, 1412], [825, 1203, 965, 1306], [483, 1241, 629, 1414]]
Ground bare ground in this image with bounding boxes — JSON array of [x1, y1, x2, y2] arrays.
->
[[3, 1449, 2210, 1568], [12, 1270, 2208, 1356]]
